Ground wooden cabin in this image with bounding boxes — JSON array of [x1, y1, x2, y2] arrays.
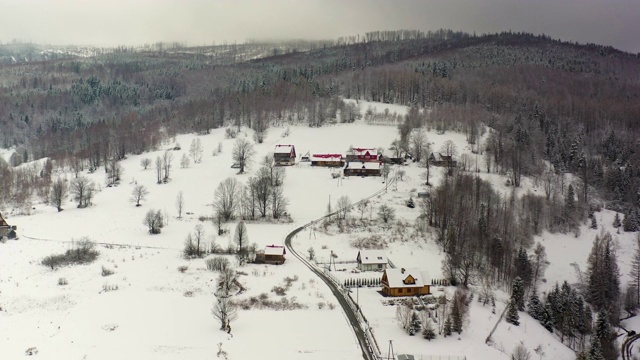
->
[[0, 212, 17, 239], [311, 154, 345, 167], [343, 161, 381, 177], [381, 268, 431, 297], [356, 250, 388, 271], [254, 245, 286, 265], [346, 148, 379, 162], [429, 152, 457, 167]]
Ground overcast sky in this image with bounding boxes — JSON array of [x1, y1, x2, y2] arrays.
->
[[1, 0, 638, 53]]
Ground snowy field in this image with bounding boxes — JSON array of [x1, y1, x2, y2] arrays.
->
[[1, 100, 638, 359]]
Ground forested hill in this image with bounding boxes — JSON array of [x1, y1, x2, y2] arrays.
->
[[1, 30, 640, 217]]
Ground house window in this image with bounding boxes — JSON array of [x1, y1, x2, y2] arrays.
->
[[378, 264, 382, 269], [398, 288, 403, 294]]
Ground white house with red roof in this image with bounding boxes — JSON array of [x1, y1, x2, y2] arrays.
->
[[274, 145, 296, 166], [311, 154, 344, 167]]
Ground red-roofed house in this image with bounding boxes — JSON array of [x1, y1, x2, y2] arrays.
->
[[381, 268, 431, 297], [255, 244, 286, 265], [311, 154, 344, 167], [274, 145, 296, 166], [347, 148, 379, 162]]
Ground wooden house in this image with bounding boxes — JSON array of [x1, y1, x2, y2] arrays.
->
[[346, 148, 379, 162], [356, 250, 387, 271], [381, 268, 431, 297], [311, 154, 344, 167], [0, 212, 17, 239], [343, 161, 381, 177], [429, 152, 457, 167], [254, 244, 286, 265], [274, 145, 296, 166]]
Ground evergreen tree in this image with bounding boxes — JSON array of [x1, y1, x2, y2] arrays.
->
[[506, 299, 520, 326], [422, 319, 436, 341], [512, 276, 526, 311], [409, 311, 421, 336], [588, 335, 605, 360], [612, 213, 621, 228], [594, 309, 615, 360], [591, 216, 597, 229], [451, 297, 463, 334], [565, 184, 576, 218], [515, 248, 533, 290], [630, 235, 640, 306], [443, 316, 452, 336], [542, 303, 554, 332], [527, 288, 543, 321], [624, 210, 639, 232]]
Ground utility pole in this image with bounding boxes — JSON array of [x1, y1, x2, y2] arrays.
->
[[387, 340, 395, 360]]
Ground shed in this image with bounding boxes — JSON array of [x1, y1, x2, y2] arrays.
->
[[0, 212, 17, 239], [381, 268, 431, 297], [255, 244, 286, 265], [356, 250, 388, 271]]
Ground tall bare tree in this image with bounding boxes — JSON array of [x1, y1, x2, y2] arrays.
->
[[214, 178, 240, 221], [131, 185, 149, 207], [176, 191, 184, 218], [234, 221, 249, 264], [71, 176, 94, 208], [51, 177, 69, 212], [189, 138, 203, 164], [336, 195, 352, 220], [211, 296, 238, 330], [411, 129, 428, 162], [162, 150, 173, 182], [232, 138, 255, 174]]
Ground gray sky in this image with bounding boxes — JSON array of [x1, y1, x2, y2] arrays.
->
[[1, 0, 638, 53]]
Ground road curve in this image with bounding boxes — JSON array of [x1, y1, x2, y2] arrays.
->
[[622, 333, 640, 360], [285, 226, 378, 360]]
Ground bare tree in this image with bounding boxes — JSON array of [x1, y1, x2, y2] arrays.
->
[[357, 200, 370, 220], [397, 169, 406, 181], [189, 138, 203, 164], [336, 196, 352, 220], [180, 153, 190, 168], [176, 191, 184, 218], [71, 176, 94, 208], [232, 138, 255, 174], [193, 224, 205, 256], [162, 151, 173, 182], [144, 209, 164, 234], [131, 185, 149, 207], [106, 159, 123, 186], [411, 129, 428, 162], [271, 185, 288, 219], [234, 221, 249, 265], [214, 178, 240, 221], [140, 158, 152, 170], [253, 168, 272, 218], [50, 177, 68, 212], [155, 156, 163, 184], [378, 204, 396, 223], [211, 296, 238, 330], [217, 267, 238, 297], [441, 140, 458, 175], [396, 304, 413, 332]]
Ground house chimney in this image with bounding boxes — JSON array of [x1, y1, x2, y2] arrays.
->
[[401, 268, 405, 274]]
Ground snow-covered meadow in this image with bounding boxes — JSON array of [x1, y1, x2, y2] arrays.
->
[[1, 100, 638, 359]]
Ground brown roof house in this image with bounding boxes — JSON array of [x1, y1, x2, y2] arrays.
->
[[254, 245, 286, 265], [274, 145, 296, 166], [356, 250, 388, 272], [381, 268, 431, 297]]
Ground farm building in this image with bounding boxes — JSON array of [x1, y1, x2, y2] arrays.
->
[[343, 161, 381, 177], [311, 154, 344, 167], [381, 268, 431, 297], [0, 212, 17, 239], [346, 148, 379, 162], [254, 245, 286, 265], [274, 145, 296, 166], [356, 250, 387, 271], [429, 152, 457, 167]]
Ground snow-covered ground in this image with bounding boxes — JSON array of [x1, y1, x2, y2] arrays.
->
[[1, 100, 637, 359]]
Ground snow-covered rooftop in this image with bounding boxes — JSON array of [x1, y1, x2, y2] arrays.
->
[[345, 161, 380, 170], [274, 145, 294, 154], [357, 250, 387, 264], [264, 245, 286, 256], [384, 268, 430, 288]]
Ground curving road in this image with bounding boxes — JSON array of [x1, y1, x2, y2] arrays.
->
[[285, 226, 378, 360], [622, 333, 640, 360]]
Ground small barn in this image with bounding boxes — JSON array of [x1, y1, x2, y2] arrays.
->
[[0, 212, 17, 239], [381, 268, 431, 297], [356, 250, 387, 271], [429, 152, 457, 167], [311, 154, 344, 167], [255, 245, 286, 265], [344, 161, 381, 177], [274, 145, 296, 166], [346, 148, 379, 162]]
